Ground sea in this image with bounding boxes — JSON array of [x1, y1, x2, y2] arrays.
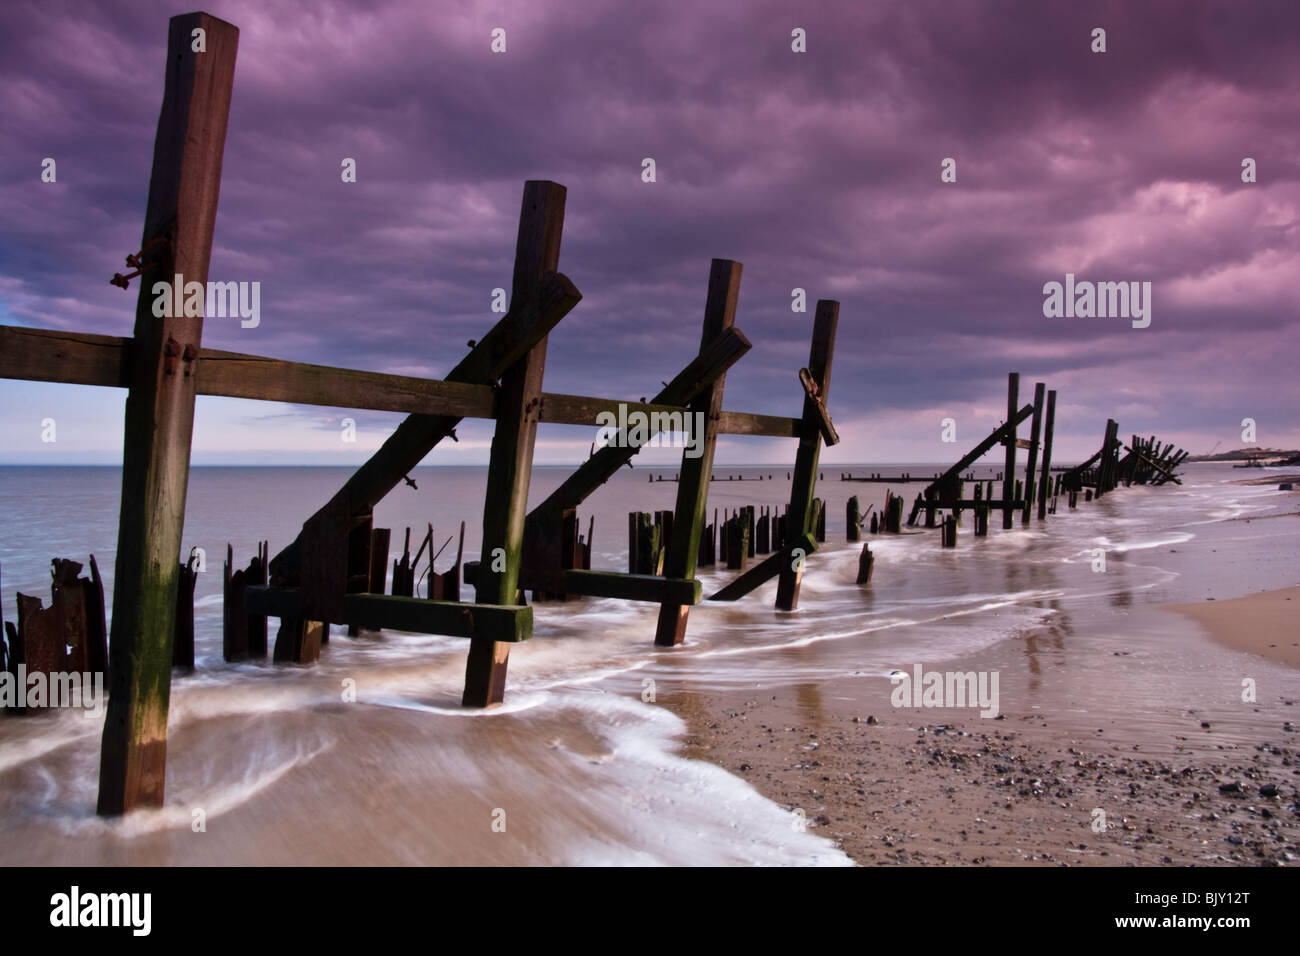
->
[[0, 462, 1296, 865]]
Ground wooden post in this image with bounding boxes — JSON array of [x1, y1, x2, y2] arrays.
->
[[173, 551, 197, 670], [1096, 419, 1118, 496], [776, 301, 838, 611], [1037, 389, 1056, 520], [98, 13, 239, 816], [1002, 373, 1018, 529], [1021, 382, 1045, 524], [942, 514, 957, 548], [655, 259, 741, 646], [725, 515, 750, 570], [856, 543, 874, 584], [369, 528, 391, 596], [846, 496, 860, 542], [464, 181, 565, 707]]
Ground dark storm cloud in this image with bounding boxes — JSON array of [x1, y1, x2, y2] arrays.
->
[[2, 0, 1297, 463]]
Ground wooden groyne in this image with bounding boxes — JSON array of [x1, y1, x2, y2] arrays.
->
[[0, 12, 847, 814], [0, 10, 1188, 816]]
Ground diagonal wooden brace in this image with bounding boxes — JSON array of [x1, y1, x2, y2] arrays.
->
[[709, 531, 818, 602], [518, 325, 752, 592], [270, 269, 581, 587]]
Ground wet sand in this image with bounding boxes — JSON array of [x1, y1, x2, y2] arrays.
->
[[661, 595, 1300, 866], [1168, 587, 1300, 669]]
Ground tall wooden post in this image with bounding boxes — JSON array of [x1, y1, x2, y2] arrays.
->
[[1002, 373, 1018, 530], [463, 181, 565, 706], [1037, 389, 1056, 520], [655, 260, 741, 646], [775, 301, 838, 610], [1020, 382, 1045, 524], [1097, 419, 1117, 496], [98, 13, 238, 816]]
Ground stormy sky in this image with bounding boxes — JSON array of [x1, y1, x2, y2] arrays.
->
[[2, 0, 1297, 465]]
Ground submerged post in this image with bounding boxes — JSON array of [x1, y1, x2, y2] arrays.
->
[[98, 12, 239, 815], [464, 180, 566, 706]]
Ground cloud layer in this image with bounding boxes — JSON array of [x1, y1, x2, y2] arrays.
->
[[2, 0, 1297, 464]]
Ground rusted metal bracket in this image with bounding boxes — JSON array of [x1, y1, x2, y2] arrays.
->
[[110, 236, 170, 289], [799, 367, 839, 446]]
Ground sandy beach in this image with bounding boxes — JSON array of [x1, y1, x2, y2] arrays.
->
[[1169, 588, 1300, 669], [662, 586, 1300, 866]]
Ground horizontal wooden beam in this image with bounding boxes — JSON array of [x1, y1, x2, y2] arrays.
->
[[937, 500, 1026, 510], [560, 570, 701, 605], [0, 324, 799, 438], [0, 326, 131, 388], [244, 587, 531, 643]]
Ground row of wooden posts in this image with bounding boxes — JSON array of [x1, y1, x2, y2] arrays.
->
[[628, 501, 829, 575], [0, 11, 1188, 814], [0, 13, 845, 813]]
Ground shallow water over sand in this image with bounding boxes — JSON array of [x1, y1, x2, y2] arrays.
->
[[0, 463, 1295, 864]]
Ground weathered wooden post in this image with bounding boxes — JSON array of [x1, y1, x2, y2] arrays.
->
[[856, 543, 874, 584], [98, 13, 239, 815], [1021, 382, 1045, 524], [846, 496, 860, 542], [725, 515, 750, 570], [1096, 419, 1118, 497], [942, 514, 958, 548], [1002, 373, 1019, 529], [1037, 389, 1056, 520], [173, 551, 198, 670], [775, 301, 838, 611], [464, 181, 566, 706], [655, 259, 741, 646]]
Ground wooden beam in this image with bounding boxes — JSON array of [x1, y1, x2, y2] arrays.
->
[[655, 259, 741, 646], [708, 531, 818, 602], [98, 12, 239, 817], [914, 404, 1036, 505], [1123, 443, 1183, 484], [464, 180, 566, 707], [1037, 389, 1056, 520], [776, 301, 838, 610], [268, 263, 581, 584], [245, 588, 531, 643], [563, 570, 701, 605], [715, 410, 799, 438], [518, 324, 752, 593], [0, 326, 131, 388], [0, 325, 799, 439]]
